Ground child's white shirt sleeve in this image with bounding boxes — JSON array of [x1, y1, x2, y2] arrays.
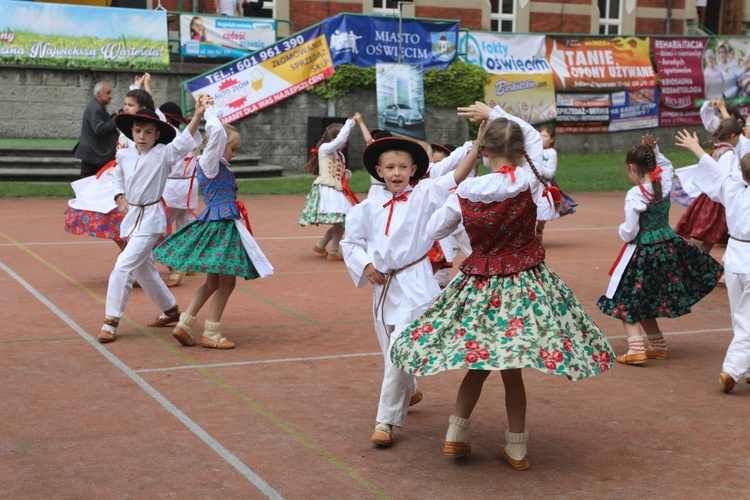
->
[[654, 145, 674, 195], [113, 149, 126, 196], [717, 149, 742, 182], [198, 106, 227, 179], [318, 119, 355, 158], [540, 148, 558, 179], [427, 193, 463, 240], [340, 202, 372, 288], [699, 101, 720, 134]]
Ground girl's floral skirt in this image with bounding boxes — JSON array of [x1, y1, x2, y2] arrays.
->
[[298, 186, 346, 226], [597, 238, 722, 323], [64, 206, 124, 241], [154, 219, 262, 280], [391, 263, 614, 381]]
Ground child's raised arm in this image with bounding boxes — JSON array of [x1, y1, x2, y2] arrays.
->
[[451, 122, 484, 185], [675, 130, 707, 160], [353, 112, 374, 144], [318, 118, 355, 157]]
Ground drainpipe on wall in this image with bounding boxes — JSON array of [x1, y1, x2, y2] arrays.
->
[[193, 0, 199, 13], [665, 0, 673, 34]]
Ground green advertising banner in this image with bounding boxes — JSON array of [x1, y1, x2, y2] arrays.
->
[[0, 0, 169, 70]]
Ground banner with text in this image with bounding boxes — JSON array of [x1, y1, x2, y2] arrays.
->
[[179, 15, 275, 59], [459, 32, 555, 124], [555, 89, 658, 133], [547, 36, 656, 91], [651, 38, 706, 126], [0, 0, 168, 69], [323, 14, 458, 70], [185, 25, 334, 123]]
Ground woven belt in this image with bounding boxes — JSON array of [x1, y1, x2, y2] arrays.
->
[[127, 199, 161, 237], [730, 235, 750, 243], [374, 253, 428, 334]]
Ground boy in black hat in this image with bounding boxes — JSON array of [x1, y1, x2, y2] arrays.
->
[[341, 135, 480, 447], [98, 96, 210, 344]]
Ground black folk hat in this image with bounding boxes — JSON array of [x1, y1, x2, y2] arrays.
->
[[159, 101, 189, 126], [362, 137, 429, 183], [115, 109, 177, 146], [430, 142, 455, 157]]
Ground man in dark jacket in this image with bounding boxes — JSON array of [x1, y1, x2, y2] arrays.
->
[[74, 81, 119, 178]]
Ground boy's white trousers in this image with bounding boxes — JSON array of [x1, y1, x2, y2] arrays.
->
[[375, 322, 419, 428], [723, 272, 750, 382], [105, 233, 177, 319]]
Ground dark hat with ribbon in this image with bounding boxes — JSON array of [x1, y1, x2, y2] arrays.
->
[[430, 142, 455, 157], [158, 101, 189, 125], [362, 137, 429, 183], [115, 109, 177, 146]]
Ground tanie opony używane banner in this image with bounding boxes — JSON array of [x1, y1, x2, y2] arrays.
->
[[185, 24, 334, 124]]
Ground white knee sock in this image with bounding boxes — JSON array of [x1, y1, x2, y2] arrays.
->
[[445, 415, 471, 443], [504, 430, 528, 460], [203, 320, 221, 340]]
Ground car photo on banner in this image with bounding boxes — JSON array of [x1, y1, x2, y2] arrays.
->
[[376, 63, 427, 141]]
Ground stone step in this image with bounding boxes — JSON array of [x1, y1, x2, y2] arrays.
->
[[0, 147, 76, 158], [0, 164, 284, 183]]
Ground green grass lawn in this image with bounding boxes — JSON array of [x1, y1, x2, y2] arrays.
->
[[0, 150, 700, 198]]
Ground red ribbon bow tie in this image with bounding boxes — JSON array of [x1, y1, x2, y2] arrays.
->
[[497, 165, 516, 182], [382, 193, 410, 236], [237, 201, 253, 236]]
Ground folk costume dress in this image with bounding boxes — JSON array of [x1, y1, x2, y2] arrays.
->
[[541, 146, 578, 217], [597, 147, 723, 323], [299, 119, 359, 226], [154, 107, 273, 280], [65, 161, 125, 242], [162, 129, 202, 230], [674, 143, 738, 245], [390, 167, 615, 380]]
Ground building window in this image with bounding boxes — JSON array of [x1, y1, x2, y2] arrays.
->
[[490, 0, 515, 32], [598, 0, 621, 34], [373, 0, 399, 16]]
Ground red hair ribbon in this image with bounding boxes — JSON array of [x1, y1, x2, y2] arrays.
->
[[237, 201, 253, 236], [310, 148, 319, 154], [497, 165, 516, 182], [649, 166, 662, 182], [382, 192, 410, 236], [543, 185, 561, 207], [95, 159, 118, 179]]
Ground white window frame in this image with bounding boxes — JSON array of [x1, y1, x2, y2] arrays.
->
[[598, 0, 622, 35], [373, 0, 399, 17], [490, 0, 516, 33]]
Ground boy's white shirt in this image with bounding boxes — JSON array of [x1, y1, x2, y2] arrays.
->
[[427, 141, 473, 179], [694, 153, 750, 273], [488, 105, 555, 221], [197, 106, 227, 179], [341, 173, 458, 325], [113, 126, 200, 236], [618, 146, 674, 243]]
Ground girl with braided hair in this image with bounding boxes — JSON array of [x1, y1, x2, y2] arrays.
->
[[597, 135, 723, 365], [391, 102, 614, 470]]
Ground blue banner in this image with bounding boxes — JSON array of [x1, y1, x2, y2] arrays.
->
[[323, 14, 457, 70]]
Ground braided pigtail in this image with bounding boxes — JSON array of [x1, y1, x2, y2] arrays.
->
[[645, 151, 663, 202], [524, 152, 561, 213]]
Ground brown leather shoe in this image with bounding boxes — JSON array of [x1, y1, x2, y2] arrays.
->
[[98, 317, 119, 344], [172, 326, 196, 347], [646, 347, 670, 360], [312, 244, 326, 256], [166, 271, 186, 288], [444, 441, 471, 457], [616, 352, 648, 365], [147, 306, 181, 327], [326, 252, 344, 261], [98, 329, 116, 343], [720, 372, 736, 393], [500, 447, 529, 471], [200, 336, 235, 349], [409, 390, 423, 407], [371, 424, 393, 447]]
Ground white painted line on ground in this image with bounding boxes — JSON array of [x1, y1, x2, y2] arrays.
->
[[135, 327, 733, 373], [0, 260, 283, 500], [135, 352, 382, 373], [0, 235, 322, 247]]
